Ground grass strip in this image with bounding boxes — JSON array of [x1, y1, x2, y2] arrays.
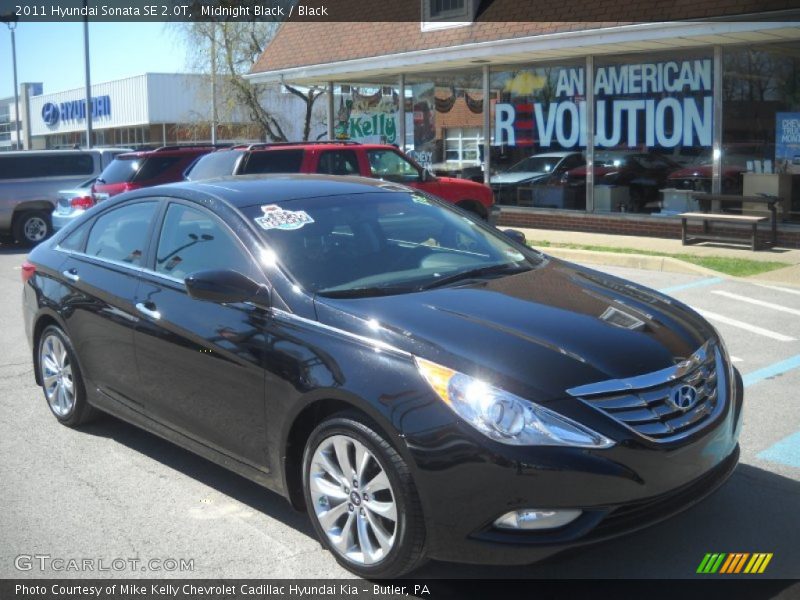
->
[[527, 240, 790, 277]]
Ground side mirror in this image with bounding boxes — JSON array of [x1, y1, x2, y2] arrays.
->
[[185, 269, 269, 306], [502, 229, 527, 246]]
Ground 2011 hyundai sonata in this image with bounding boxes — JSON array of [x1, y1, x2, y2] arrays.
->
[[22, 175, 742, 577]]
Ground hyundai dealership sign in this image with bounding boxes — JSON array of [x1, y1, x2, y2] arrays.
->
[[40, 95, 112, 127]]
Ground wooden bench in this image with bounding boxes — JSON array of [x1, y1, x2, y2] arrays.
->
[[691, 193, 779, 246], [679, 212, 768, 251]]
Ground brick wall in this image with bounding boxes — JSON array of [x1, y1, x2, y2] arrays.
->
[[497, 209, 800, 249]]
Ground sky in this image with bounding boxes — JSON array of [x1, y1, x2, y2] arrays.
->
[[0, 22, 190, 99]]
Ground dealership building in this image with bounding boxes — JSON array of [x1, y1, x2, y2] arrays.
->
[[248, 3, 800, 246], [22, 73, 265, 149]]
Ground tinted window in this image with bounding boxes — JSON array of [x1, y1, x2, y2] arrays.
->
[[316, 150, 360, 175], [561, 155, 585, 170], [366, 150, 420, 183], [243, 149, 304, 174], [98, 157, 140, 184], [85, 202, 158, 266], [155, 204, 254, 280], [133, 156, 183, 182], [59, 221, 92, 252], [0, 153, 94, 179], [186, 150, 244, 181]]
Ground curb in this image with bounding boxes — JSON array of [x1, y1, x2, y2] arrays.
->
[[543, 247, 724, 277]]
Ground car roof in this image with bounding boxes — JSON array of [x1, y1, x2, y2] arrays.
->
[[226, 142, 400, 153], [148, 174, 411, 208], [525, 151, 581, 158], [117, 145, 221, 159]]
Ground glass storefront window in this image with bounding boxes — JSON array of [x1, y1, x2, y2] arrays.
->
[[593, 49, 712, 214], [406, 70, 485, 181], [722, 42, 800, 220], [490, 61, 586, 209]]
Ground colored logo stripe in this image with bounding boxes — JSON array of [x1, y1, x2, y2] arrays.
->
[[697, 553, 773, 574], [697, 553, 726, 573], [720, 553, 749, 573], [744, 553, 774, 574]]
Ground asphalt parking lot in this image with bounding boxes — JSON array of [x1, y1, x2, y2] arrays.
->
[[1, 243, 798, 581]]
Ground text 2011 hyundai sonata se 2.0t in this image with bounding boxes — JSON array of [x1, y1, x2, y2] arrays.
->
[[22, 175, 743, 577]]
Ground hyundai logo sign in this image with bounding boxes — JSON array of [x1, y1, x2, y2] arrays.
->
[[40, 96, 112, 127], [669, 384, 699, 412], [42, 103, 60, 127]]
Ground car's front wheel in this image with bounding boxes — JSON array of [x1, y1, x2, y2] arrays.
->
[[38, 325, 97, 427], [302, 414, 426, 578]]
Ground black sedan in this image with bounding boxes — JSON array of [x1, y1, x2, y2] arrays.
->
[[22, 175, 743, 578]]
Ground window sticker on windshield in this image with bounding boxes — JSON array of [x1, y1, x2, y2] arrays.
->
[[254, 204, 314, 231], [505, 249, 525, 261]]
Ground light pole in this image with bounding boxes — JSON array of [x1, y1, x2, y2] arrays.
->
[[210, 23, 217, 145], [1, 15, 22, 150], [83, 0, 92, 148]]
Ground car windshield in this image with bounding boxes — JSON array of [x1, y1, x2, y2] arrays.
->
[[242, 191, 541, 297], [97, 157, 140, 184], [506, 156, 563, 174]]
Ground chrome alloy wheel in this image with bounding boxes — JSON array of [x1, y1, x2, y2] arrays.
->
[[24, 216, 48, 242], [40, 333, 75, 417], [309, 434, 398, 566]]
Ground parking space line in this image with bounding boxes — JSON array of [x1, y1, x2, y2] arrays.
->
[[743, 354, 800, 387], [752, 283, 800, 297], [757, 431, 800, 468], [730, 356, 743, 363], [658, 277, 723, 294], [711, 290, 800, 317], [695, 309, 796, 342]]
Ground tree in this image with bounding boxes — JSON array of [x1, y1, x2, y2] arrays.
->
[[176, 17, 325, 142]]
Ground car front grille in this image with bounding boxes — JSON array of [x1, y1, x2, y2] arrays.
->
[[567, 341, 724, 443]]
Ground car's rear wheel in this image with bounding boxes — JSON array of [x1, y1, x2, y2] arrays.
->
[[13, 210, 52, 246], [38, 325, 97, 427], [302, 414, 426, 578]]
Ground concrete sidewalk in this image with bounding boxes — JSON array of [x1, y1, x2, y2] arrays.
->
[[517, 228, 800, 287]]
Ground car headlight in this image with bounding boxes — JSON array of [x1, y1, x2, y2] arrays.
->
[[415, 357, 614, 448]]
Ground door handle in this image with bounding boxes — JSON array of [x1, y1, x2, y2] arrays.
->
[[62, 269, 79, 282], [135, 302, 161, 320]]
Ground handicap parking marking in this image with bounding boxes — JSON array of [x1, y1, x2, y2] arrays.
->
[[711, 290, 800, 317], [757, 431, 800, 469], [742, 354, 800, 388], [695, 309, 796, 342], [658, 277, 724, 294]]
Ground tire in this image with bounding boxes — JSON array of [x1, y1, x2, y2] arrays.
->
[[302, 414, 426, 578], [37, 325, 98, 427], [13, 210, 52, 246]]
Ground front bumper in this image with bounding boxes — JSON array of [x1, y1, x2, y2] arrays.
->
[[405, 367, 744, 565]]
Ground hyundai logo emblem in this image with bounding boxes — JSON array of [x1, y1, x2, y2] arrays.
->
[[669, 384, 699, 411], [42, 103, 60, 127]]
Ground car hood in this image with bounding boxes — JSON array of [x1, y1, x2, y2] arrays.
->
[[314, 258, 715, 401], [566, 166, 616, 178], [435, 176, 490, 192], [668, 164, 744, 179], [490, 171, 549, 185]]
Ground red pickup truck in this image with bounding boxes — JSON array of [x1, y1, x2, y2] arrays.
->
[[185, 142, 496, 220]]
